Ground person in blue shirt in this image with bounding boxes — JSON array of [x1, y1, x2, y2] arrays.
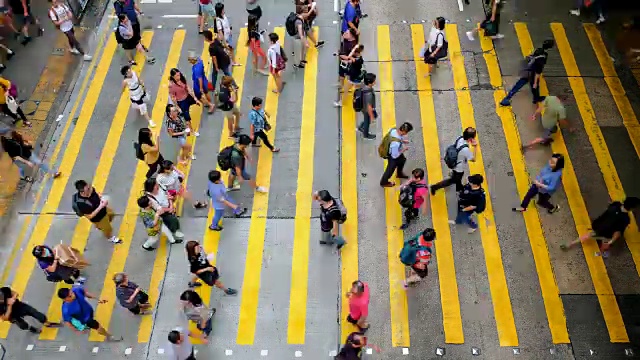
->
[[57, 286, 122, 341], [207, 170, 247, 231], [512, 153, 564, 214], [341, 0, 361, 36], [249, 97, 279, 152], [188, 51, 215, 114]]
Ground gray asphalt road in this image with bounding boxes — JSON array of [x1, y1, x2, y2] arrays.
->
[[1, 0, 640, 359]]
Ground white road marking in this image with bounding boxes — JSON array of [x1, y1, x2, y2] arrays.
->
[[261, 349, 268, 356], [402, 348, 409, 355], [92, 347, 99, 353], [157, 348, 165, 354], [334, 0, 339, 12], [125, 348, 132, 355], [26, 345, 34, 351], [329, 350, 337, 356], [457, 0, 464, 11], [161, 14, 198, 18], [225, 349, 233, 356], [295, 351, 303, 357], [59, 346, 66, 352]]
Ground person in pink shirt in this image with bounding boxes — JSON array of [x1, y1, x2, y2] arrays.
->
[[346, 280, 369, 332], [399, 168, 429, 230]]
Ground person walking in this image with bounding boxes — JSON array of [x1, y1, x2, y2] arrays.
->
[[313, 190, 347, 248], [249, 96, 279, 151], [1, 130, 61, 182], [523, 94, 574, 149], [138, 127, 164, 178], [204, 30, 238, 94], [0, 286, 61, 334], [334, 44, 364, 107], [121, 65, 154, 127], [218, 76, 242, 138], [499, 40, 554, 107], [49, 0, 92, 61], [156, 159, 207, 209], [8, 0, 43, 45], [143, 177, 185, 241], [465, 0, 503, 40], [346, 280, 369, 332], [561, 197, 640, 256], [166, 103, 195, 162], [213, 2, 240, 66], [246, 0, 262, 21], [188, 51, 215, 114], [0, 77, 30, 126], [342, 0, 361, 38], [430, 127, 477, 195], [379, 122, 414, 187], [336, 332, 380, 359], [398, 168, 429, 230], [116, 14, 154, 65], [179, 289, 215, 337], [58, 286, 122, 341], [402, 227, 435, 286], [422, 17, 447, 77], [570, 0, 606, 24], [288, 5, 309, 69], [167, 327, 206, 360], [114, 0, 145, 45], [169, 68, 201, 134], [207, 170, 247, 231], [185, 240, 238, 295], [113, 272, 152, 315], [73, 180, 122, 244], [247, 14, 269, 75], [449, 174, 486, 234], [357, 72, 376, 139], [224, 134, 268, 193], [138, 195, 179, 251], [512, 154, 564, 214], [32, 244, 85, 284], [267, 32, 286, 94]]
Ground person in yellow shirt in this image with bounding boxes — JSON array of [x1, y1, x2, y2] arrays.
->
[[0, 77, 30, 127]]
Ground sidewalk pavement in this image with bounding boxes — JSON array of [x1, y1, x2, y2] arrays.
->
[[0, 0, 109, 221]]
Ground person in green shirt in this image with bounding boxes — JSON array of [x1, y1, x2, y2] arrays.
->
[[523, 95, 574, 150]]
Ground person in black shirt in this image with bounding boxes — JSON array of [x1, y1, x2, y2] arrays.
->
[[336, 332, 380, 359], [218, 75, 241, 137], [0, 286, 61, 333], [450, 174, 485, 234], [313, 190, 346, 248], [1, 131, 61, 182], [500, 39, 554, 106], [9, 0, 43, 45], [185, 240, 237, 295], [73, 180, 122, 244], [334, 43, 363, 108], [203, 30, 237, 93], [562, 197, 640, 256]]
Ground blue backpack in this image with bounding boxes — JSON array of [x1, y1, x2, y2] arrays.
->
[[399, 235, 431, 266]]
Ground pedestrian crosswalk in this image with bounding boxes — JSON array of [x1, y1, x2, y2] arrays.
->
[[2, 19, 640, 359]]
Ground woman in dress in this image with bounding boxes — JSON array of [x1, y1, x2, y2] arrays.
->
[[121, 65, 155, 128], [155, 159, 207, 209]]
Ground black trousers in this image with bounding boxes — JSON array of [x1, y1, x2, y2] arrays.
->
[[0, 103, 27, 124], [252, 130, 274, 150], [431, 170, 464, 192], [380, 154, 407, 185], [11, 303, 48, 331]]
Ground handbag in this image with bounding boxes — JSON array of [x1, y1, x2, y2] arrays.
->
[[253, 110, 271, 131], [5, 94, 18, 114]]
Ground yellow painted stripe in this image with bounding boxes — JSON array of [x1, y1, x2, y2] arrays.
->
[[549, 22, 629, 342], [447, 23, 519, 346], [128, 30, 187, 343], [0, 17, 115, 286], [377, 25, 410, 347], [286, 28, 318, 344], [481, 27, 569, 344], [236, 27, 285, 345], [198, 28, 249, 343], [339, 52, 359, 340], [583, 23, 640, 277], [38, 32, 155, 341], [0, 37, 118, 339], [410, 24, 464, 344]]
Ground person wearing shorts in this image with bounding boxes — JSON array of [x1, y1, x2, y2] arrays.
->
[[185, 240, 238, 295], [58, 286, 122, 341], [166, 104, 194, 162], [9, 0, 43, 45], [346, 280, 369, 332], [113, 272, 152, 315]]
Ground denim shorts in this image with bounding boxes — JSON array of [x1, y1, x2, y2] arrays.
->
[[174, 135, 187, 147], [230, 167, 251, 180]]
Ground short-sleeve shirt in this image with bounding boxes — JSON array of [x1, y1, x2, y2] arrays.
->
[[140, 143, 159, 165], [230, 145, 245, 171], [118, 22, 134, 40], [115, 281, 140, 309], [249, 109, 266, 132], [341, 1, 357, 33], [167, 116, 186, 137], [169, 81, 189, 102], [348, 282, 369, 320], [388, 128, 405, 160], [217, 87, 234, 111], [320, 200, 342, 232], [361, 85, 375, 114], [530, 52, 548, 77], [114, 0, 138, 24], [294, 17, 305, 39], [49, 4, 73, 32], [427, 27, 445, 48], [61, 286, 94, 324], [166, 327, 194, 360], [0, 287, 27, 319], [347, 56, 364, 80], [146, 189, 170, 210], [541, 96, 566, 130], [209, 40, 231, 70], [156, 170, 182, 192], [125, 71, 144, 101], [413, 180, 428, 209], [214, 15, 231, 41], [191, 59, 208, 95], [139, 208, 161, 236], [453, 137, 474, 173], [208, 181, 228, 210], [188, 251, 212, 274], [76, 188, 107, 223]]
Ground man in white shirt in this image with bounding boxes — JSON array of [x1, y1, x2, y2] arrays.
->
[[49, 0, 91, 61], [166, 326, 207, 360], [214, 2, 240, 66]]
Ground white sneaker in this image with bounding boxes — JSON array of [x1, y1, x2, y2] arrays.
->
[[491, 33, 505, 39], [148, 120, 156, 128], [256, 186, 268, 193], [448, 220, 456, 225], [596, 16, 605, 24], [69, 48, 80, 54], [83, 54, 92, 61], [109, 236, 123, 244], [466, 31, 475, 41], [174, 230, 184, 239], [75, 276, 87, 285], [193, 131, 200, 137], [333, 101, 342, 107], [467, 227, 478, 234], [191, 154, 196, 160], [570, 9, 580, 16]]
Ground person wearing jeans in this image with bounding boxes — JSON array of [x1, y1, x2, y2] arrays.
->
[[207, 170, 247, 231], [450, 174, 486, 234], [358, 72, 377, 139], [512, 153, 564, 214], [249, 96, 279, 152], [204, 30, 238, 91], [1, 131, 61, 182]]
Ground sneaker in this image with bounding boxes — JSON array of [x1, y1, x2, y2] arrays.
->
[[191, 154, 196, 160], [174, 230, 185, 239], [448, 220, 456, 225], [256, 186, 268, 193], [234, 207, 248, 217], [146, 57, 156, 64], [208, 225, 223, 231], [228, 184, 241, 191], [548, 205, 560, 214], [333, 101, 342, 107], [499, 98, 511, 107], [363, 134, 376, 140], [44, 322, 62, 328], [569, 9, 580, 16], [188, 281, 202, 288], [430, 186, 437, 196], [193, 131, 200, 137], [76, 276, 87, 284], [596, 15, 605, 24], [69, 48, 81, 55], [466, 31, 475, 41], [172, 238, 184, 244], [315, 41, 325, 48], [83, 54, 92, 61], [148, 120, 157, 128], [29, 327, 42, 334], [109, 236, 123, 244], [225, 288, 238, 295], [6, 50, 14, 60], [467, 227, 478, 234]]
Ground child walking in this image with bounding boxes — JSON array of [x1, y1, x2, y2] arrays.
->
[[207, 170, 247, 231]]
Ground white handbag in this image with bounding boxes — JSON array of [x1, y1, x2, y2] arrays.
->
[[5, 94, 18, 114]]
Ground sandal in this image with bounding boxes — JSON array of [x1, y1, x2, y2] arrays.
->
[[22, 176, 33, 182], [53, 172, 62, 178], [194, 201, 207, 209]]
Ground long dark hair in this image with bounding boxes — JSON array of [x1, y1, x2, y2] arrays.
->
[[138, 128, 153, 146], [169, 68, 187, 85], [185, 240, 200, 259], [247, 14, 258, 46], [551, 153, 565, 172]]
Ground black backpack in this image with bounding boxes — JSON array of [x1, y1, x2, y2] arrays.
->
[[114, 27, 125, 44], [443, 137, 468, 169], [133, 142, 145, 161], [285, 12, 298, 36], [71, 193, 93, 217], [398, 183, 426, 208], [217, 146, 237, 171], [353, 87, 372, 112]]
